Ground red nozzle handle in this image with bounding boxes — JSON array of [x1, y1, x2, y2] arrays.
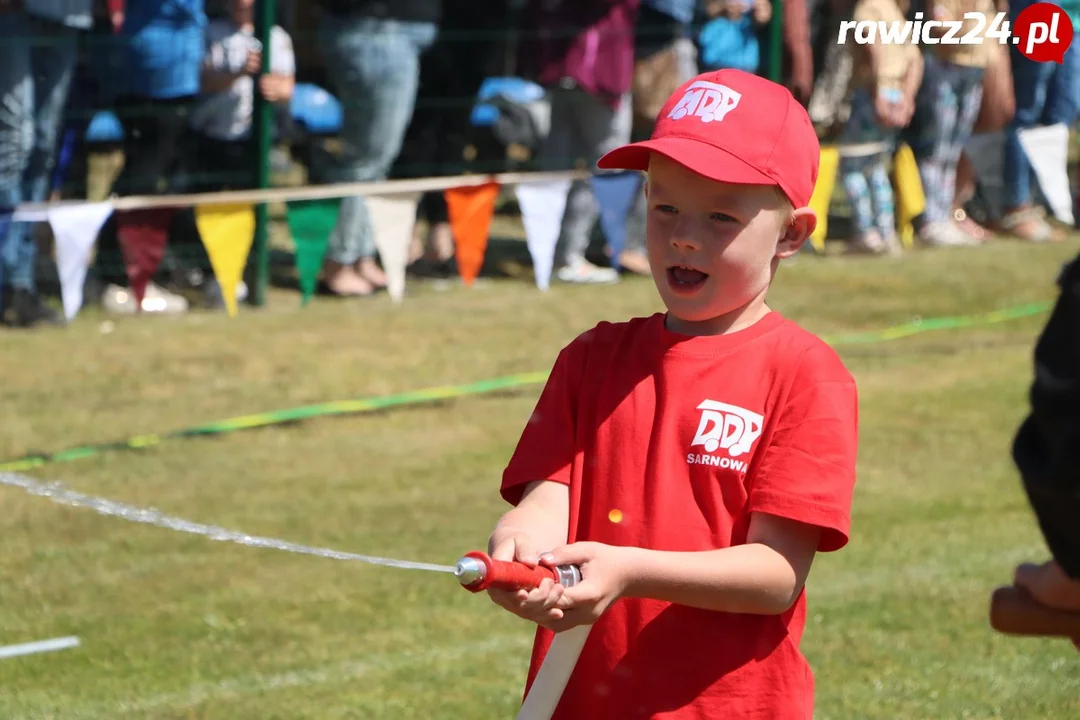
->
[[459, 550, 558, 593]]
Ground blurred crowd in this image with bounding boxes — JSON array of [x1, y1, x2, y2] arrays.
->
[[0, 0, 1077, 328]]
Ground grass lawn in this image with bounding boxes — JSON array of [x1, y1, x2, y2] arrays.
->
[[2, 235, 1080, 719]]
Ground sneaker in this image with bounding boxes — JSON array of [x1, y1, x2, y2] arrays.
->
[[102, 282, 189, 315], [556, 258, 620, 284], [919, 221, 981, 248], [845, 230, 901, 256]]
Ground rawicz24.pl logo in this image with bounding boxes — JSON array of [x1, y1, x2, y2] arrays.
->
[[837, 2, 1074, 63]]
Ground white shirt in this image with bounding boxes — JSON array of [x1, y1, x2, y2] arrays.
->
[[189, 20, 295, 142]]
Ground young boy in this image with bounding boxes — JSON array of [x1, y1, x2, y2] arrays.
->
[[487, 69, 859, 718]]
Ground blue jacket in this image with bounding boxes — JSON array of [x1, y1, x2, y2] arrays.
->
[[117, 0, 207, 99]]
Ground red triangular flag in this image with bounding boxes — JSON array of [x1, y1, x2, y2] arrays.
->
[[444, 182, 500, 286], [116, 208, 174, 307]]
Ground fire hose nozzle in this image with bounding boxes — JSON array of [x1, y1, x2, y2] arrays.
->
[[455, 551, 582, 593]]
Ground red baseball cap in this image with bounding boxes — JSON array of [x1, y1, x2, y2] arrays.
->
[[597, 69, 820, 208]]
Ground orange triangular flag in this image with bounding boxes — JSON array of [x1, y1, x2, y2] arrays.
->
[[444, 182, 500, 286]]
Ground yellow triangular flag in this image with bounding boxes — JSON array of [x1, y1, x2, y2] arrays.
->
[[892, 144, 925, 250], [194, 203, 256, 317], [808, 147, 839, 252]]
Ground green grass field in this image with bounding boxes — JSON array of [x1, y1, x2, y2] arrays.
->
[[3, 236, 1080, 719]]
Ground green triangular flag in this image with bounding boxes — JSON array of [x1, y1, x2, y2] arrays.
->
[[285, 198, 340, 305]]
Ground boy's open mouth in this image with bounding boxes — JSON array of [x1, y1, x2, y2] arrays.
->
[[667, 265, 709, 292]]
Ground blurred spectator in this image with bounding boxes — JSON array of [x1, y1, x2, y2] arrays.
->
[[904, 0, 994, 247], [0, 0, 93, 328], [696, 0, 771, 75], [107, 0, 207, 197], [999, 0, 1079, 241], [517, 0, 639, 284], [314, 0, 441, 297], [392, 0, 513, 279], [622, 0, 697, 276], [90, 0, 207, 313], [953, 0, 1014, 241], [781, 0, 814, 105], [836, 0, 921, 256], [807, 0, 855, 140], [188, 0, 295, 191]]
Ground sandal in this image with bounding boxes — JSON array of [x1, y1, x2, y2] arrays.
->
[[953, 207, 993, 242], [998, 206, 1065, 243]]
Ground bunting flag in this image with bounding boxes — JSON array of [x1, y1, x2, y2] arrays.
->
[[590, 172, 642, 272], [115, 208, 174, 307], [194, 203, 256, 317], [47, 202, 114, 320], [1018, 123, 1075, 227], [285, 198, 340, 305], [515, 179, 570, 290], [808, 147, 839, 252], [892, 143, 925, 250], [368, 193, 420, 304], [444, 182, 500, 286], [964, 132, 1006, 222]]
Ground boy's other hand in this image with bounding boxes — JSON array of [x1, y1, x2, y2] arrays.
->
[[540, 542, 635, 632], [486, 532, 567, 627]]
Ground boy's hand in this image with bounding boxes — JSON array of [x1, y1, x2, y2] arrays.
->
[[539, 542, 635, 632], [485, 532, 567, 627]]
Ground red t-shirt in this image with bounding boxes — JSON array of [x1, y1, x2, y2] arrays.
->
[[501, 311, 859, 720]]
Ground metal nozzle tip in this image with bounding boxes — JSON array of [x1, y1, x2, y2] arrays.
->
[[454, 557, 485, 586]]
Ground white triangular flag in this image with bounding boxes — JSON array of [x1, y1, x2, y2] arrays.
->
[[48, 202, 114, 320], [964, 131, 1006, 222], [515, 180, 570, 291], [1018, 123, 1074, 227], [368, 193, 420, 304]]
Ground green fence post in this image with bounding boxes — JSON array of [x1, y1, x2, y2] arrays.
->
[[251, 0, 276, 307], [768, 1, 784, 83]]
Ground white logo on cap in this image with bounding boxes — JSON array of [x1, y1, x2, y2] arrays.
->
[[667, 81, 742, 124]]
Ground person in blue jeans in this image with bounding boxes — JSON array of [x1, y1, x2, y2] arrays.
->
[[0, 0, 93, 328], [1000, 0, 1080, 242], [314, 0, 440, 297]]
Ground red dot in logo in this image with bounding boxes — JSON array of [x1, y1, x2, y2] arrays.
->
[[1013, 2, 1074, 63]]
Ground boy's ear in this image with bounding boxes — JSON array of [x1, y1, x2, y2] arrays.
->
[[643, 180, 650, 199], [776, 207, 816, 258]]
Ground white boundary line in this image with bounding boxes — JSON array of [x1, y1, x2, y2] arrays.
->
[[0, 636, 80, 660]]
